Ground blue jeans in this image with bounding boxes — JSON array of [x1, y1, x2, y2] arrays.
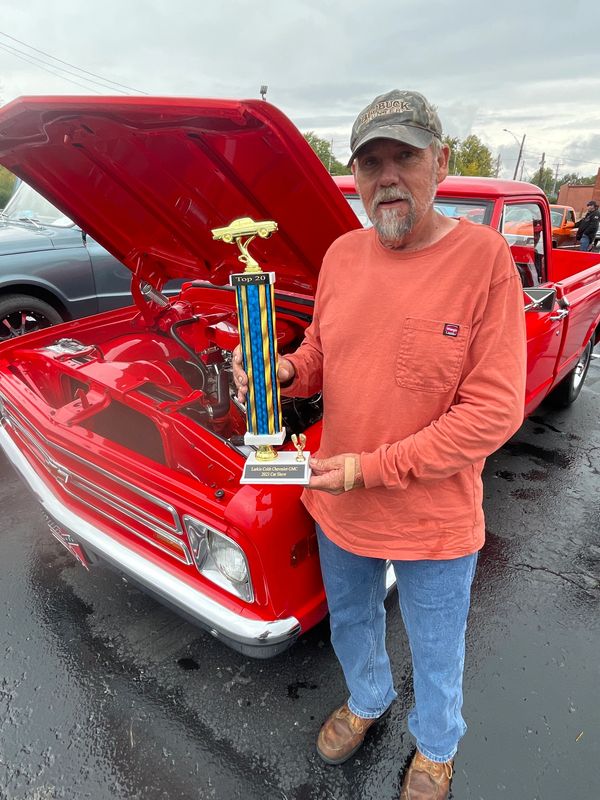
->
[[316, 525, 478, 763], [579, 234, 591, 251]]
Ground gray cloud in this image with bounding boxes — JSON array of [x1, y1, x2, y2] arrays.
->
[[0, 0, 598, 178]]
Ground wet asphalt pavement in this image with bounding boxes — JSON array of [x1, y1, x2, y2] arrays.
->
[[1, 356, 599, 800]]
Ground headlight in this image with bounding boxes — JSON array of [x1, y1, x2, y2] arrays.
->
[[209, 532, 248, 584], [183, 516, 253, 603]]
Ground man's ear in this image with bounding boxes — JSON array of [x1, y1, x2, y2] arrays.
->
[[436, 143, 450, 185]]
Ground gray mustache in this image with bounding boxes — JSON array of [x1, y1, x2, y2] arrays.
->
[[373, 189, 412, 207]]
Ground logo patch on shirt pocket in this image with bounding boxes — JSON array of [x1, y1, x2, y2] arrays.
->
[[396, 317, 470, 393]]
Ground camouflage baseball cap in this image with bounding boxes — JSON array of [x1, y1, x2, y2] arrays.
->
[[348, 89, 442, 166]]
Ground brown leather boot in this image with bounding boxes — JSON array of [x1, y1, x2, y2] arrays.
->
[[399, 751, 453, 799], [316, 702, 390, 764]]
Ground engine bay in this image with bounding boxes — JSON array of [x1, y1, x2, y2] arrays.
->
[[4, 282, 322, 486]]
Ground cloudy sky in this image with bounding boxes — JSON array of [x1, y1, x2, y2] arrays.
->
[[1, 0, 598, 181]]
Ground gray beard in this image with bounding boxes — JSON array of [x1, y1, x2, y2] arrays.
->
[[367, 169, 438, 246], [372, 202, 416, 242]]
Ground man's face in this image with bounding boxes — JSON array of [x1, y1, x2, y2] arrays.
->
[[352, 138, 449, 247], [587, 204, 597, 213]]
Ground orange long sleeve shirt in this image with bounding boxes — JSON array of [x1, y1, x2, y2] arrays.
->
[[282, 219, 527, 560]]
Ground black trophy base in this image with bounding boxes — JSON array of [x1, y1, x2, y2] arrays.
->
[[240, 451, 311, 485]]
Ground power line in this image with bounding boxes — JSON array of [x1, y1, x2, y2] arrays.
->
[[521, 147, 599, 167], [0, 29, 147, 94], [0, 41, 102, 95], [0, 40, 127, 94]]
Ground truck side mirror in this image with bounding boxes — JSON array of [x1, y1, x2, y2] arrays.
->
[[524, 287, 556, 313]]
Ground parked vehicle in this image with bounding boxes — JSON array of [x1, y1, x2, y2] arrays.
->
[[0, 97, 599, 659], [335, 174, 600, 409], [549, 204, 577, 248], [0, 180, 182, 342]]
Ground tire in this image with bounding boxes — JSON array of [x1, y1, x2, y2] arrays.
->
[[546, 340, 593, 408], [0, 294, 64, 341]]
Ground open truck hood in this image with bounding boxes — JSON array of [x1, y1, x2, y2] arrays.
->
[[0, 96, 359, 295]]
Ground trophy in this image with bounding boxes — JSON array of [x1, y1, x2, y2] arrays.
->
[[211, 217, 311, 485]]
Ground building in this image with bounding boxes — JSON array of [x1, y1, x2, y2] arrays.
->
[[557, 168, 600, 216]]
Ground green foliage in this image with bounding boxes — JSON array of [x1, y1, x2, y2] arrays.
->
[[530, 166, 554, 195], [0, 165, 16, 208], [459, 135, 494, 177], [443, 134, 494, 177], [303, 132, 350, 176], [557, 172, 596, 187]]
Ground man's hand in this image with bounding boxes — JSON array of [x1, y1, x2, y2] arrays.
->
[[232, 345, 296, 403], [308, 453, 364, 495]]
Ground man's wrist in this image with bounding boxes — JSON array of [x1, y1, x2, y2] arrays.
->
[[353, 454, 364, 488]]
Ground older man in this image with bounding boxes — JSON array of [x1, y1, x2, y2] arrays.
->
[[234, 89, 526, 799]]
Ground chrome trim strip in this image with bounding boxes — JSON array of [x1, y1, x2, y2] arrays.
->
[[3, 407, 191, 562], [1, 396, 182, 533], [0, 424, 301, 649], [62, 478, 193, 566]]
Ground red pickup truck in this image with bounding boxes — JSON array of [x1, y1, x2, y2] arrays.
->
[[334, 174, 600, 412], [0, 97, 598, 659]]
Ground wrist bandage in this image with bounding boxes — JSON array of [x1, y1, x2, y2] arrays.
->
[[344, 457, 355, 492]]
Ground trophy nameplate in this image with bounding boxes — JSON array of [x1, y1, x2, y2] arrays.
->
[[211, 217, 311, 485]]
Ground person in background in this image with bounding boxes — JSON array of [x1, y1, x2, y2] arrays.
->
[[234, 89, 527, 799], [574, 200, 599, 251]]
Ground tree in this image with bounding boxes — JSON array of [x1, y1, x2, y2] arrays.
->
[[303, 132, 350, 176], [456, 135, 494, 177], [0, 165, 16, 208], [530, 166, 554, 196], [443, 134, 494, 177], [557, 172, 596, 187]]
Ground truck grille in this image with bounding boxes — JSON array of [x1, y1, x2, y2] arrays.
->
[[0, 397, 192, 565]]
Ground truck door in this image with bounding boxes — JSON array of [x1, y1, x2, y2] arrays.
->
[[501, 200, 565, 415]]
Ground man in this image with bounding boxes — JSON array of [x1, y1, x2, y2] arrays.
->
[[233, 89, 526, 799], [574, 200, 600, 251]]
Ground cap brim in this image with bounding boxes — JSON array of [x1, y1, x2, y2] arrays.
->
[[347, 124, 436, 167]]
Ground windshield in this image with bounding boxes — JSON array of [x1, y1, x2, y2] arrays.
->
[[550, 210, 563, 227], [344, 194, 372, 228], [2, 182, 74, 227], [343, 194, 493, 228], [433, 199, 492, 225]]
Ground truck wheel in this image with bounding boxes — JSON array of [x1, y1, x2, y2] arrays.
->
[[546, 340, 593, 408], [0, 294, 64, 341]]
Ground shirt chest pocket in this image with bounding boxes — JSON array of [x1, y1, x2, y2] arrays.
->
[[396, 317, 470, 393]]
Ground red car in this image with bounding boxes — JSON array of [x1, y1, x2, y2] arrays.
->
[[0, 98, 598, 658]]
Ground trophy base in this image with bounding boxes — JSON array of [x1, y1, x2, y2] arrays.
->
[[241, 450, 312, 485]]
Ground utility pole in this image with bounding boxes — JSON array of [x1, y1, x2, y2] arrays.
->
[[552, 161, 561, 198], [503, 129, 527, 180], [494, 154, 502, 178], [536, 152, 545, 189], [519, 160, 525, 181], [514, 133, 526, 180]]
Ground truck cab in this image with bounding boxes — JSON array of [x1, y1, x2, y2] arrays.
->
[[335, 175, 600, 415]]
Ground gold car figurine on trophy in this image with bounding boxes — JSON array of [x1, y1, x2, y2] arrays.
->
[[212, 217, 311, 485]]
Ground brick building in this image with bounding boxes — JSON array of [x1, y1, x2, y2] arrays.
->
[[557, 168, 600, 216]]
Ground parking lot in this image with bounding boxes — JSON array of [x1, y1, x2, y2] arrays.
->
[[1, 354, 599, 800]]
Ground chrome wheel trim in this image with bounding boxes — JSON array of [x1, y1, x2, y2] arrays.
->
[[0, 309, 53, 339], [572, 343, 592, 391]]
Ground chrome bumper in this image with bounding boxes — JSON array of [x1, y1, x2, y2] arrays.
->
[[0, 424, 301, 657]]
